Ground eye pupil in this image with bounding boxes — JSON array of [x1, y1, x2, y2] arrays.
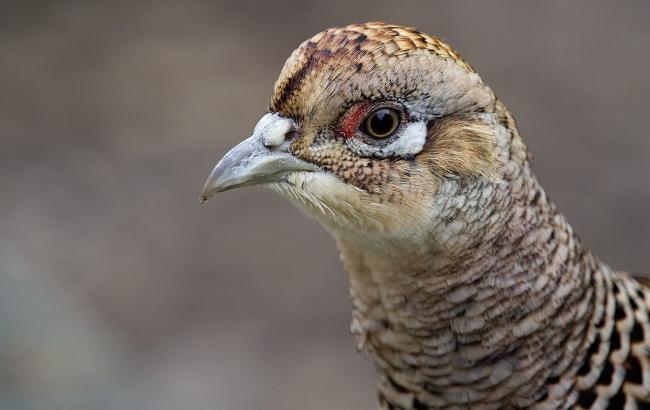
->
[[363, 108, 399, 138]]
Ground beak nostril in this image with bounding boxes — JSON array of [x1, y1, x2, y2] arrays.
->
[[260, 115, 294, 148], [263, 129, 289, 148]]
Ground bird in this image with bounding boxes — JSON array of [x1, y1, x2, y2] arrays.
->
[[200, 22, 649, 409]]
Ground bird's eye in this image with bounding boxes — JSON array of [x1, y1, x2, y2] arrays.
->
[[361, 108, 400, 139]]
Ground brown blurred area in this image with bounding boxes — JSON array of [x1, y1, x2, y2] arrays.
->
[[0, 1, 648, 409]]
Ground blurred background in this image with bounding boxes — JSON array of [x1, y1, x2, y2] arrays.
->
[[0, 1, 648, 409]]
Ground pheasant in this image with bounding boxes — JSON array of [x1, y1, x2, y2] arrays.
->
[[200, 23, 650, 409]]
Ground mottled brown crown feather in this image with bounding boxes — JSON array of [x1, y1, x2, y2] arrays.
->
[[305, 22, 473, 69], [270, 22, 475, 116]]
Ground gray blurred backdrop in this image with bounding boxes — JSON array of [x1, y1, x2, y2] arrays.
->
[[0, 1, 648, 409]]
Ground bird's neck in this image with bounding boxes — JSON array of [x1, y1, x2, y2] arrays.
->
[[335, 162, 608, 408]]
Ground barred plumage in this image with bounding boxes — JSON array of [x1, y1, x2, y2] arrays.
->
[[201, 22, 648, 409]]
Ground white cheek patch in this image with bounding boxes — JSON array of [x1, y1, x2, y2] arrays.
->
[[386, 121, 427, 157], [254, 113, 294, 148], [347, 121, 427, 159]]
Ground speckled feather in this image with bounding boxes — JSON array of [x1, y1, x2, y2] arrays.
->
[[258, 23, 650, 409]]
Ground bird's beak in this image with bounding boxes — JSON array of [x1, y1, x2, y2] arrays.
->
[[200, 114, 319, 202]]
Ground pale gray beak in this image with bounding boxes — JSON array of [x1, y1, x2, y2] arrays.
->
[[200, 114, 319, 202]]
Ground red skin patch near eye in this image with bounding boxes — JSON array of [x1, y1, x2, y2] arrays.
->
[[339, 103, 369, 139]]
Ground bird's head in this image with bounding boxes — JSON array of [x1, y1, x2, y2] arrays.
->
[[202, 23, 521, 248]]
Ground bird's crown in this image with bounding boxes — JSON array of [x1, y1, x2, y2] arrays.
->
[[271, 22, 476, 117]]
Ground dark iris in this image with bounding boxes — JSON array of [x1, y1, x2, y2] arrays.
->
[[361, 108, 400, 138]]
